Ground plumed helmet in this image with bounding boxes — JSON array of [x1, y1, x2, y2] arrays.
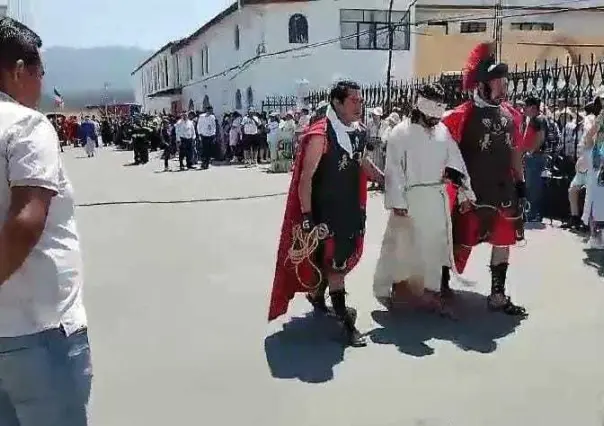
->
[[462, 42, 508, 92]]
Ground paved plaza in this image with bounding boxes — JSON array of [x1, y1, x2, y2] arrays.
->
[[65, 147, 604, 426]]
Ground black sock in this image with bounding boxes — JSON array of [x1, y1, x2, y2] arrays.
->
[[490, 263, 509, 295], [330, 289, 347, 317], [441, 266, 451, 291]]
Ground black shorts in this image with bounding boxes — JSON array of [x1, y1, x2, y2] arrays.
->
[[242, 134, 254, 150]]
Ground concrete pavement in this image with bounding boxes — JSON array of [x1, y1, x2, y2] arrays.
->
[[64, 147, 604, 426]]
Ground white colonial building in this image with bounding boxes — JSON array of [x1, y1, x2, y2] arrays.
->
[[132, 0, 604, 115], [132, 0, 413, 115]]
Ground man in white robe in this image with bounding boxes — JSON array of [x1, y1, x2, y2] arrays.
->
[[373, 83, 476, 312]]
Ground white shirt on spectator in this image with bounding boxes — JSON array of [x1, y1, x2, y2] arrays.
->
[[175, 118, 196, 141], [296, 114, 310, 133], [242, 115, 259, 135], [197, 113, 217, 137], [0, 91, 87, 337]]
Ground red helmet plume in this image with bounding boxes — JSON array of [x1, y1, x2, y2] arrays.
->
[[462, 42, 495, 92]]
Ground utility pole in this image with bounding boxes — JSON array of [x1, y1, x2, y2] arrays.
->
[[493, 0, 504, 62], [385, 0, 395, 114]]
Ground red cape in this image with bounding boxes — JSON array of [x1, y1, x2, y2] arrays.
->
[[267, 117, 368, 322], [441, 100, 533, 272]]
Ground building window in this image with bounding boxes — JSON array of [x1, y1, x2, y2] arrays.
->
[[235, 25, 240, 50], [428, 21, 449, 35], [203, 95, 211, 109], [164, 58, 169, 87], [246, 87, 254, 109], [289, 14, 309, 44], [511, 22, 554, 31], [340, 9, 410, 51], [187, 56, 194, 81], [188, 99, 195, 112], [235, 89, 242, 110], [460, 21, 487, 33], [200, 46, 209, 76], [175, 56, 181, 86], [204, 45, 209, 75]]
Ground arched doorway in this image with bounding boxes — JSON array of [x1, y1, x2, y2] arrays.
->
[[202, 95, 211, 109], [188, 99, 195, 112]]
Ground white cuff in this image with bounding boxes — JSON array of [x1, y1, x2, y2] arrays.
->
[[457, 188, 476, 203]]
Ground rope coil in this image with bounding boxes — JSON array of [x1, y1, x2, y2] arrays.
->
[[286, 223, 330, 291]]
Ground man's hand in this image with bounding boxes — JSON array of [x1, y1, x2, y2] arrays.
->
[[301, 212, 314, 232], [361, 156, 384, 185], [393, 208, 408, 217], [459, 200, 473, 214]]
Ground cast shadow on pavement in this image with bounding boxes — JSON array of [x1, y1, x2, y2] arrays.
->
[[583, 248, 604, 276], [524, 221, 547, 230], [368, 290, 524, 357], [264, 313, 345, 384]]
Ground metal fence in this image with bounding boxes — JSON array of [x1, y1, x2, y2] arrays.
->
[[306, 55, 604, 111], [304, 54, 604, 159], [261, 95, 297, 115]]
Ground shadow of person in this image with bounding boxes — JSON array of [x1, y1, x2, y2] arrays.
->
[[264, 313, 346, 384], [524, 221, 547, 230], [583, 248, 604, 276], [368, 290, 524, 357]]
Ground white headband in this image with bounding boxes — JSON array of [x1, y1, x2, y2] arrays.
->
[[416, 95, 447, 118]]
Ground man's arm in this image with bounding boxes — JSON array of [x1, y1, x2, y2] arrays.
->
[[0, 187, 54, 284], [583, 114, 601, 149], [298, 135, 325, 214], [383, 129, 408, 214], [512, 148, 525, 182], [526, 117, 546, 153], [361, 155, 384, 184], [0, 115, 60, 285]]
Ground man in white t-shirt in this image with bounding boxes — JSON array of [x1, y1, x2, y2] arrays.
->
[[0, 18, 91, 426], [241, 109, 259, 166], [196, 105, 217, 169]]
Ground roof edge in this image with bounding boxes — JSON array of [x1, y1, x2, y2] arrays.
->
[[131, 40, 177, 75], [171, 2, 239, 53]]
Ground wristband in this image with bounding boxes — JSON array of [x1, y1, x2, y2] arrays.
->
[[301, 212, 314, 232]]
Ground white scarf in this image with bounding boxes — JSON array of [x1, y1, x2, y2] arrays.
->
[[473, 89, 499, 108], [326, 105, 358, 155]]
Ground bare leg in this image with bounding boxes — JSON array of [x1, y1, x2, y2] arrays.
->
[[562, 185, 583, 229], [569, 186, 580, 217]]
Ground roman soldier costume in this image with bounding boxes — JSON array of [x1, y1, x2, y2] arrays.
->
[[442, 42, 534, 316], [268, 106, 368, 346]]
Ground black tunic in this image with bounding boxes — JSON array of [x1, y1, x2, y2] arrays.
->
[[311, 120, 367, 241]]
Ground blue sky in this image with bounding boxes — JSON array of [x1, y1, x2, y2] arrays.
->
[[26, 0, 234, 50]]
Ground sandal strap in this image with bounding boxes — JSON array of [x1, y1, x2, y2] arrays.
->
[[488, 295, 527, 316]]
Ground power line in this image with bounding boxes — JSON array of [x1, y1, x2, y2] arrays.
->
[[172, 0, 599, 89]]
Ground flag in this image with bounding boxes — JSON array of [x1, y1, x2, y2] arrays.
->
[[53, 87, 64, 108]]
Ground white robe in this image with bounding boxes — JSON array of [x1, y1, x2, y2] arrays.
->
[[84, 137, 95, 157], [373, 121, 475, 300]]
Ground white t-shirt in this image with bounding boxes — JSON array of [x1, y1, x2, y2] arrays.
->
[[197, 113, 217, 137], [242, 116, 259, 135], [0, 92, 87, 337]]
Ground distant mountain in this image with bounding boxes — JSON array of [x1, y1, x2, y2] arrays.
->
[[39, 46, 153, 111]]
